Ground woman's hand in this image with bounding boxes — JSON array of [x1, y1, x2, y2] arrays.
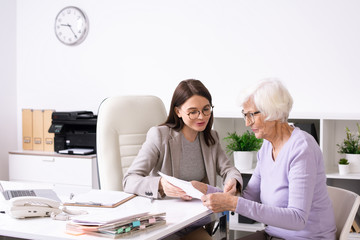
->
[[223, 178, 240, 195], [191, 180, 208, 195], [160, 177, 190, 200], [201, 192, 238, 213]]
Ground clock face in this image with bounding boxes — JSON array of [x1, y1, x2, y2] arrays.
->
[[54, 6, 89, 46]]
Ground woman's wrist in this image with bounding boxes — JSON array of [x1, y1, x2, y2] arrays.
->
[[158, 178, 166, 198], [230, 195, 238, 212]]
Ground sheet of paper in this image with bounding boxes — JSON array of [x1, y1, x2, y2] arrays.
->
[[158, 172, 204, 199]]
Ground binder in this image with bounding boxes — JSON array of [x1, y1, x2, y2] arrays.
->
[[32, 110, 44, 151], [43, 109, 55, 152], [353, 220, 360, 233], [22, 109, 33, 150]]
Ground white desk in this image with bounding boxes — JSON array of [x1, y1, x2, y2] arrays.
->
[[0, 182, 215, 240]]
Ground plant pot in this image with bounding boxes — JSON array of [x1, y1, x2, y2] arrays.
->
[[233, 151, 256, 171], [345, 154, 360, 173], [338, 164, 350, 175]]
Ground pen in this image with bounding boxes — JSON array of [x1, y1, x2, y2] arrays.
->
[[75, 202, 102, 206], [0, 211, 5, 214]]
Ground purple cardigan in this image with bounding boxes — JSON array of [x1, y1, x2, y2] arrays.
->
[[208, 127, 336, 239]]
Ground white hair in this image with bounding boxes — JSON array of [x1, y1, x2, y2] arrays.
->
[[237, 79, 293, 122]]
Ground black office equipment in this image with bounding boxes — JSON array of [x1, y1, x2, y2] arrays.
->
[[294, 122, 319, 144], [48, 111, 97, 154]]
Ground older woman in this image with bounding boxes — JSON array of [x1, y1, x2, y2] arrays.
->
[[193, 79, 336, 240]]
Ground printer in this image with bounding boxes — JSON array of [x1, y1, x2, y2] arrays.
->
[[48, 111, 97, 154]]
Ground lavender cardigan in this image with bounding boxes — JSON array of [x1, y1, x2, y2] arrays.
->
[[208, 127, 336, 240]]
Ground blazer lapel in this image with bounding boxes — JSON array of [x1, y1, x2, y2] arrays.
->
[[169, 129, 182, 178]]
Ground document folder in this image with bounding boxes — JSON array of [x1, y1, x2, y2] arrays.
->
[[22, 109, 33, 150], [43, 109, 55, 152], [63, 190, 136, 208], [32, 110, 44, 151]]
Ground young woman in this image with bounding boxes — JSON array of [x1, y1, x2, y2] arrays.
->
[[123, 79, 242, 239], [123, 79, 242, 200]]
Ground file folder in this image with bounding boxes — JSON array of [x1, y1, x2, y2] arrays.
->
[[22, 109, 33, 150], [43, 109, 55, 152], [63, 190, 136, 208], [32, 110, 44, 151]]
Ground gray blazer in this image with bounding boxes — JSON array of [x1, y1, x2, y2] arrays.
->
[[123, 125, 243, 198]]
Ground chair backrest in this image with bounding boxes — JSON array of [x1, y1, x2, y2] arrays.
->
[[96, 95, 167, 191], [327, 185, 360, 240]]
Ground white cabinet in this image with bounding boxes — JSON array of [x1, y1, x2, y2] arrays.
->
[[9, 151, 99, 194]]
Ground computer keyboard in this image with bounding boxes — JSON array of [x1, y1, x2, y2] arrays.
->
[[10, 190, 36, 198]]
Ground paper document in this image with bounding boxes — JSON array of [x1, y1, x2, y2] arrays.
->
[[158, 172, 204, 199]]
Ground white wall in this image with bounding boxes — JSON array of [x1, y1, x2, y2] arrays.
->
[[14, 0, 360, 150], [0, 0, 17, 180]]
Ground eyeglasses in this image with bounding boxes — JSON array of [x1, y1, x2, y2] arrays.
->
[[242, 110, 261, 123], [182, 106, 214, 120]]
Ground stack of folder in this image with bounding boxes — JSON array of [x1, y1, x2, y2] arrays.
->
[[66, 212, 166, 239], [352, 219, 360, 233], [22, 109, 55, 152]]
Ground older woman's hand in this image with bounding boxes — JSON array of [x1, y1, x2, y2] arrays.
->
[[201, 192, 238, 213], [223, 178, 239, 195], [191, 180, 208, 195]]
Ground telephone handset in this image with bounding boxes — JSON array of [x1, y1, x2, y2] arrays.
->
[[8, 196, 62, 218]]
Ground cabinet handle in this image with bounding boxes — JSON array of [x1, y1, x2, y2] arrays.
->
[[42, 158, 55, 162]]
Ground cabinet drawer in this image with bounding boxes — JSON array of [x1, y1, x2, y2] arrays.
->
[[9, 154, 92, 186]]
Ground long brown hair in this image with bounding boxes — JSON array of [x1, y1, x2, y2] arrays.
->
[[162, 79, 215, 146]]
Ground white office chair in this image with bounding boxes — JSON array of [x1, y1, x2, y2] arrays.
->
[[327, 185, 360, 240], [96, 95, 167, 191]]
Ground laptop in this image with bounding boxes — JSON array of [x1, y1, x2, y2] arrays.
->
[[0, 182, 62, 202]]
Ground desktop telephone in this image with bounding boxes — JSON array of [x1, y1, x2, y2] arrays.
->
[[8, 196, 62, 219]]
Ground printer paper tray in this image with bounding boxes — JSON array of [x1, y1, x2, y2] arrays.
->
[[58, 148, 94, 155]]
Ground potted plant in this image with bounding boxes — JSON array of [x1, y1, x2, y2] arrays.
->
[[338, 158, 350, 175], [336, 123, 360, 173], [224, 131, 263, 171]]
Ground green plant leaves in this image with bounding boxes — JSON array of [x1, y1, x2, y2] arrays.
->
[[337, 123, 360, 154], [223, 131, 263, 154], [338, 158, 349, 165]]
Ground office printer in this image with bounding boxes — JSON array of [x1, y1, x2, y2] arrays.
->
[[48, 111, 97, 154]]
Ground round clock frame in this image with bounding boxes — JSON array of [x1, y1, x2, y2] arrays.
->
[[54, 6, 89, 46]]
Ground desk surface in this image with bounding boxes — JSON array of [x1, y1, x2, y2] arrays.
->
[[0, 182, 213, 240]]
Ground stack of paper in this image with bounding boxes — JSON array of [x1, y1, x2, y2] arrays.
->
[[66, 211, 166, 239]]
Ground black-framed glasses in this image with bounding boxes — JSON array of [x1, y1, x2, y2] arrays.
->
[[242, 110, 261, 123], [183, 105, 214, 120]]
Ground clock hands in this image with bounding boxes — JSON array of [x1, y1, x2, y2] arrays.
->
[[60, 23, 78, 39]]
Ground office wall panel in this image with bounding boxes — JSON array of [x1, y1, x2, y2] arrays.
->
[[16, 0, 360, 149]]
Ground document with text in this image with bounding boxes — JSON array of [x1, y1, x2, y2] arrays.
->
[[158, 172, 204, 199]]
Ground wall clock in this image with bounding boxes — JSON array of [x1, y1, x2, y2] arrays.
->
[[54, 6, 89, 46]]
